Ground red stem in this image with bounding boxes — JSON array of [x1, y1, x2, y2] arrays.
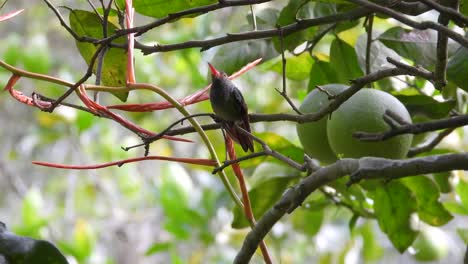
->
[[226, 137, 273, 264], [33, 155, 217, 170]]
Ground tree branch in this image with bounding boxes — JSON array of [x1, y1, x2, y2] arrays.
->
[[139, 8, 372, 54], [234, 153, 468, 263], [354, 110, 468, 141], [346, 0, 468, 48]]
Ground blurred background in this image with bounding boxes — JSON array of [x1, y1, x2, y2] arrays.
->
[[0, 1, 466, 263]]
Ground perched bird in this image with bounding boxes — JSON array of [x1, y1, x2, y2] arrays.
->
[[208, 63, 254, 152]]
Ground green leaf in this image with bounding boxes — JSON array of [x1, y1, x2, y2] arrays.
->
[[69, 10, 128, 101], [273, 0, 316, 52], [76, 110, 94, 132], [456, 179, 468, 208], [133, 0, 216, 18], [355, 36, 402, 72], [456, 228, 468, 244], [379, 27, 459, 69], [431, 172, 452, 193], [308, 56, 339, 91], [447, 46, 468, 93], [348, 214, 359, 231], [267, 53, 314, 81], [443, 201, 468, 215], [290, 207, 324, 237], [372, 181, 417, 252], [329, 37, 364, 83], [241, 132, 304, 168], [356, 222, 384, 261], [401, 176, 453, 226], [461, 0, 468, 16], [145, 242, 172, 255], [232, 175, 297, 228], [394, 94, 455, 119], [211, 39, 277, 75], [15, 189, 47, 238], [72, 220, 95, 261]]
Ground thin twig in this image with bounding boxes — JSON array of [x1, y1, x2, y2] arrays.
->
[[354, 111, 468, 141], [276, 26, 302, 114], [365, 13, 374, 76], [407, 128, 455, 157], [122, 113, 216, 151], [250, 4, 257, 31]]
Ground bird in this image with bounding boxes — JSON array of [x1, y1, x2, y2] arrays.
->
[[208, 63, 254, 152]]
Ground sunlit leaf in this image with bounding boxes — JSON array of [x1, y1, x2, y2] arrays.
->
[[145, 242, 172, 255], [372, 181, 417, 252], [330, 37, 364, 83], [268, 53, 314, 81], [447, 46, 468, 92], [456, 178, 468, 208], [69, 10, 128, 101], [290, 207, 324, 236], [133, 0, 216, 18], [393, 94, 455, 119], [401, 176, 453, 226]]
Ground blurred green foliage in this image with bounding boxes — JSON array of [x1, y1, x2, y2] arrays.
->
[[0, 1, 467, 263]]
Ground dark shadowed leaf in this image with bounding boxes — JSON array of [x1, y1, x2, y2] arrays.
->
[[0, 223, 68, 264], [330, 37, 364, 83], [145, 242, 172, 255], [393, 94, 455, 119], [291, 207, 324, 237], [273, 0, 316, 52], [355, 35, 402, 72], [457, 228, 468, 244], [431, 172, 453, 193], [69, 10, 128, 101], [401, 176, 453, 226], [232, 173, 298, 228], [133, 0, 216, 18], [372, 181, 417, 252], [308, 56, 339, 91], [240, 132, 304, 168], [447, 46, 468, 92], [378, 27, 459, 70], [211, 40, 277, 75]]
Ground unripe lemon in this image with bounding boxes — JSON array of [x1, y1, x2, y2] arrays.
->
[[327, 89, 413, 159], [296, 84, 347, 164]]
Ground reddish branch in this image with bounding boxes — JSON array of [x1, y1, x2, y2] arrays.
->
[[33, 156, 216, 169], [226, 137, 272, 264]]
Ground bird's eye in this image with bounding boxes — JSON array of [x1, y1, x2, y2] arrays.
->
[[223, 73, 228, 77]]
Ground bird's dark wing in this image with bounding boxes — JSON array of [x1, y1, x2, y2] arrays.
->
[[232, 88, 254, 152]]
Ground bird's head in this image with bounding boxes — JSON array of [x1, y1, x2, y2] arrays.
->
[[208, 63, 228, 80]]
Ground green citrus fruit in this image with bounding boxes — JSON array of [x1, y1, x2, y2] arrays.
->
[[296, 84, 347, 164], [327, 89, 413, 159]]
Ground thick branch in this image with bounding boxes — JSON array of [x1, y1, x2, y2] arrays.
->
[[139, 8, 371, 54], [354, 112, 468, 141]]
